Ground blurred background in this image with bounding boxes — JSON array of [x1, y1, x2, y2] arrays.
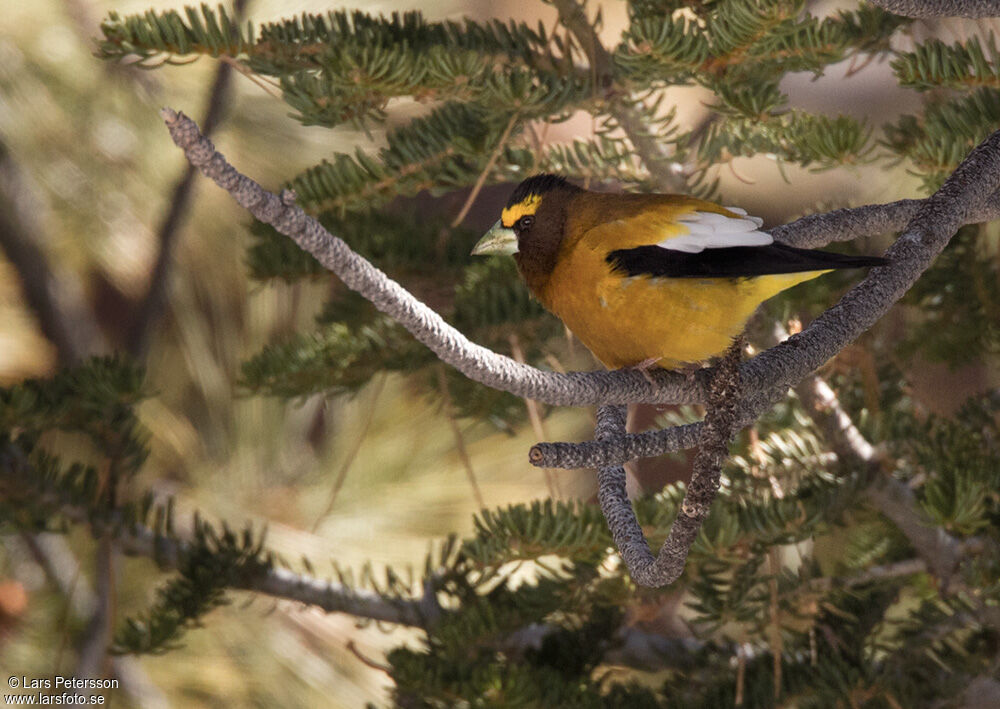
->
[[1, 0, 997, 706]]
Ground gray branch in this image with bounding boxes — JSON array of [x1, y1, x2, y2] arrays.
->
[[868, 0, 1000, 17], [117, 523, 440, 627], [0, 442, 438, 628], [159, 109, 1000, 470], [596, 340, 743, 587]]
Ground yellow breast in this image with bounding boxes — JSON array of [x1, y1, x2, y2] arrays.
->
[[537, 242, 826, 370]]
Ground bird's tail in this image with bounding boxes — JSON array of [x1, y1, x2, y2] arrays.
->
[[770, 243, 887, 271]]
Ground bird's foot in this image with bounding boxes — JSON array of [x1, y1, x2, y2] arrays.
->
[[630, 357, 664, 386], [679, 361, 707, 382]]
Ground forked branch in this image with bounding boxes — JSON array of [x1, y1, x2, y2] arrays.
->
[[596, 339, 743, 587]]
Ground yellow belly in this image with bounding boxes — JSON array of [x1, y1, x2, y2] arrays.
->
[[538, 246, 827, 370]]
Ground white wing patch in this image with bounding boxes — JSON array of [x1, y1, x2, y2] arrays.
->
[[657, 209, 771, 254]]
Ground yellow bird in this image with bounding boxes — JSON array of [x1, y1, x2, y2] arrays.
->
[[471, 175, 886, 370]]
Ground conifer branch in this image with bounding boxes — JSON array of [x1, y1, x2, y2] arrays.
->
[[776, 323, 975, 584], [595, 339, 742, 588], [127, 0, 248, 359], [0, 439, 439, 628], [868, 0, 1000, 17], [116, 525, 440, 627], [550, 0, 688, 192], [64, 500, 440, 626], [867, 478, 967, 582], [160, 109, 1000, 470]]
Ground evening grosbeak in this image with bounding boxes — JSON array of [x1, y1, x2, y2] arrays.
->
[[471, 174, 886, 370]]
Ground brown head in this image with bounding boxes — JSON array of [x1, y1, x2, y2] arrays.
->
[[471, 174, 583, 294]]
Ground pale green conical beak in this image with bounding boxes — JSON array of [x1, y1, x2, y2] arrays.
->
[[471, 220, 518, 256]]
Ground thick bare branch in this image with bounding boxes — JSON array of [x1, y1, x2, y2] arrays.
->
[[532, 385, 787, 469], [158, 107, 688, 406]]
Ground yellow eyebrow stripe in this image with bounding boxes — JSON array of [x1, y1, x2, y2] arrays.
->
[[501, 194, 542, 227]]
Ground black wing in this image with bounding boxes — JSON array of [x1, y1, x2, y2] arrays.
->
[[606, 242, 887, 279]]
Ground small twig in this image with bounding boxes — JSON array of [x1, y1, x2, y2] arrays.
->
[[595, 338, 743, 587], [728, 159, 756, 185], [735, 634, 747, 707], [346, 639, 392, 673], [450, 112, 520, 228], [508, 334, 559, 499], [219, 54, 282, 98], [768, 549, 783, 701], [311, 374, 387, 531], [436, 365, 486, 509], [127, 0, 248, 359]]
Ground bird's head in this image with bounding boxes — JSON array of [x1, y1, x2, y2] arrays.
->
[[471, 174, 582, 290]]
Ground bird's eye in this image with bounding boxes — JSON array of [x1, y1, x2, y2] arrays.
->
[[518, 215, 534, 231]]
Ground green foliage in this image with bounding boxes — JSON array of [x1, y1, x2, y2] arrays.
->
[[893, 33, 1000, 91], [112, 520, 271, 655], [0, 362, 283, 659], [241, 316, 430, 398], [432, 366, 533, 432], [700, 109, 874, 168], [290, 102, 527, 215], [899, 224, 1000, 364], [81, 0, 1000, 703], [452, 257, 548, 333], [0, 356, 149, 489], [247, 207, 472, 282], [890, 392, 1000, 536], [98, 4, 252, 63], [884, 89, 1000, 191], [616, 13, 709, 82]]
